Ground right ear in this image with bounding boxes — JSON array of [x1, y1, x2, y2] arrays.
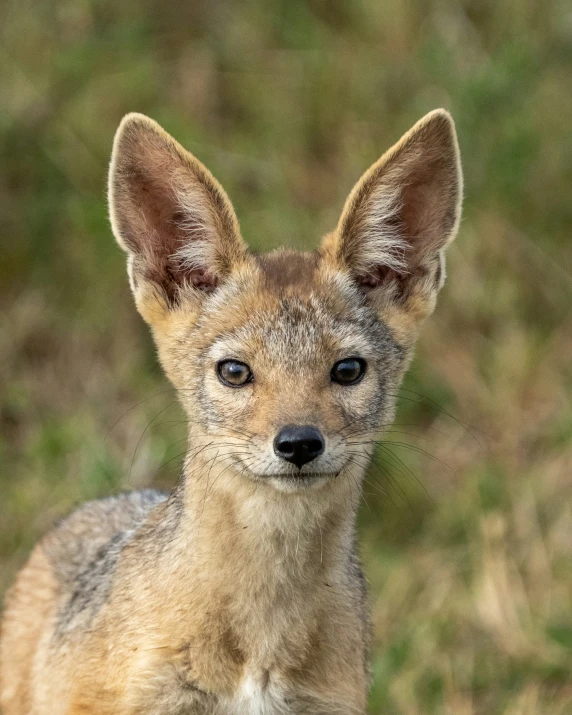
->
[[108, 113, 248, 322], [321, 109, 462, 338]]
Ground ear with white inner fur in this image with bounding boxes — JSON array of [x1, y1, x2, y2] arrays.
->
[[323, 109, 462, 321], [108, 113, 247, 312]]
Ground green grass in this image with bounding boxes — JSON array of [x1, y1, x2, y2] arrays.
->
[[1, 0, 572, 712]]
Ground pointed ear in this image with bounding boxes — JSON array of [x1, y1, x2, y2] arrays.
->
[[108, 113, 248, 319], [322, 109, 462, 325]]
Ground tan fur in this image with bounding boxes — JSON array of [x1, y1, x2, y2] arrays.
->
[[1, 110, 462, 714]]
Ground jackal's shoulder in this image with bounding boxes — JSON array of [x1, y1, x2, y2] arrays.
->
[[42, 489, 167, 633]]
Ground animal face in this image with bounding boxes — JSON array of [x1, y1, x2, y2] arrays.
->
[[168, 256, 406, 491], [108, 110, 462, 492]]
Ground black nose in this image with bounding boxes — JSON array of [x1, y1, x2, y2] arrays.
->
[[273, 425, 325, 469]]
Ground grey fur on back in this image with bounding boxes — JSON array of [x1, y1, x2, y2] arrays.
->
[[43, 490, 167, 635]]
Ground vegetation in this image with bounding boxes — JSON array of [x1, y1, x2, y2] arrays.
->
[[1, 0, 571, 711]]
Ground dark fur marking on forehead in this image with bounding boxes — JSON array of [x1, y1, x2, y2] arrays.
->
[[256, 250, 319, 291]]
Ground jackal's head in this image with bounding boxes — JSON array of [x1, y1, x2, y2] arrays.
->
[[109, 111, 462, 493]]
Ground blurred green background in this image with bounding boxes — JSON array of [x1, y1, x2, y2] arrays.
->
[[1, 0, 572, 712]]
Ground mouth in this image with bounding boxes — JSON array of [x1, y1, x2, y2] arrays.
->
[[260, 470, 341, 492], [230, 454, 345, 490]]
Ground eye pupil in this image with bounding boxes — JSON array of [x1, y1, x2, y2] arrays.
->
[[331, 358, 366, 385], [217, 360, 253, 387]]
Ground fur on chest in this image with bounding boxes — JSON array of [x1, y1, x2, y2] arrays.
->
[[126, 658, 294, 714], [222, 673, 291, 715]]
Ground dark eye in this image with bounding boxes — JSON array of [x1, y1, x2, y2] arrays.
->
[[331, 358, 367, 386], [217, 360, 253, 387]]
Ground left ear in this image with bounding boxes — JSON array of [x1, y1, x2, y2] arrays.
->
[[322, 109, 462, 326], [108, 113, 248, 325]]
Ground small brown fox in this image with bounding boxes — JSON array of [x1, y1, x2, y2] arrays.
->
[[0, 109, 462, 714]]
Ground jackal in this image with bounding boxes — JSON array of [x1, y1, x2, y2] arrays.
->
[[0, 109, 462, 714]]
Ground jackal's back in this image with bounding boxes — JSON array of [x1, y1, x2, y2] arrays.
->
[[0, 490, 166, 714]]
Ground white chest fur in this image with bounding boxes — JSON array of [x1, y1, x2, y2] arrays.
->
[[224, 673, 289, 715]]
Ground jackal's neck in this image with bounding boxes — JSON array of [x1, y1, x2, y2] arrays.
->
[[132, 444, 366, 683], [163, 445, 362, 613]]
